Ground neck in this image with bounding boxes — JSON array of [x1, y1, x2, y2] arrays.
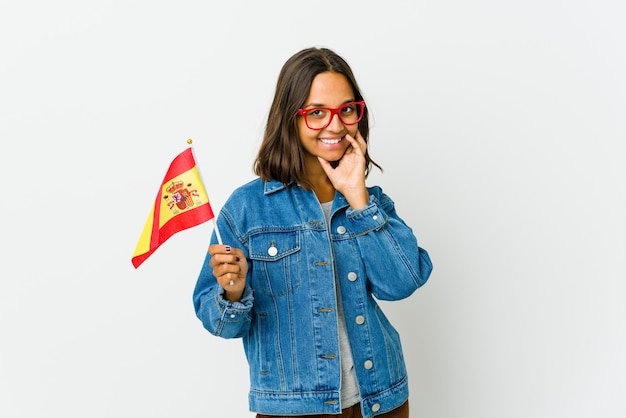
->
[[306, 156, 335, 203], [304, 158, 335, 203], [311, 179, 335, 203]]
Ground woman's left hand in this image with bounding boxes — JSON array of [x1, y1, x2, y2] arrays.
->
[[318, 131, 369, 209]]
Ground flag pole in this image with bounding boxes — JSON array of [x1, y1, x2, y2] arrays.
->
[[187, 139, 223, 245]]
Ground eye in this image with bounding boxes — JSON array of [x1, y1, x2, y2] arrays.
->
[[307, 108, 326, 119], [341, 103, 357, 115]]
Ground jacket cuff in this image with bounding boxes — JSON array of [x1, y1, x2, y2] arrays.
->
[[216, 285, 254, 322], [345, 195, 387, 235]]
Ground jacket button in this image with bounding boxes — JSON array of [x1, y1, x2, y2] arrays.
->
[[364, 360, 373, 370], [336, 226, 346, 234], [268, 246, 278, 256], [355, 315, 365, 325], [347, 272, 357, 281], [372, 403, 381, 412]]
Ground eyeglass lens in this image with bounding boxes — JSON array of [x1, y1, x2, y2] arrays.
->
[[303, 102, 364, 130]]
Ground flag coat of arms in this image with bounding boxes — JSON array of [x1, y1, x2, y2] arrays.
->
[[132, 147, 214, 268]]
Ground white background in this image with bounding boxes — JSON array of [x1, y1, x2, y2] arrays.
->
[[1, 1, 625, 417]]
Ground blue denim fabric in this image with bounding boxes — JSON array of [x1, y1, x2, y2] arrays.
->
[[193, 179, 432, 418]]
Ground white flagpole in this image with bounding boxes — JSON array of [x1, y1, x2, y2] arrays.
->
[[187, 139, 223, 245], [212, 218, 223, 245]]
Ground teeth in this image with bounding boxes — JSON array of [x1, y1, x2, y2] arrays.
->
[[320, 138, 342, 144]]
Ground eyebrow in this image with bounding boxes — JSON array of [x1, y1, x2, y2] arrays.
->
[[303, 99, 356, 108]]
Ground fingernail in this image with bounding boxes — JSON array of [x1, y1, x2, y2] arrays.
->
[[235, 256, 241, 262], [224, 245, 231, 252]]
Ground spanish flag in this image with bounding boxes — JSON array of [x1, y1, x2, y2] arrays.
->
[[132, 147, 214, 268]]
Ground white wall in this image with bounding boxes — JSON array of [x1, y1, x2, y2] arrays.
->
[[1, 1, 624, 417]]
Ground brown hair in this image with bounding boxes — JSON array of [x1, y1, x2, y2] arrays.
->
[[254, 47, 381, 188]]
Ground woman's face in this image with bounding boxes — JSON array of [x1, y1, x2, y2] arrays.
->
[[297, 71, 359, 168]]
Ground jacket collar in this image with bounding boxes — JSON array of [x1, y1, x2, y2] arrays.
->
[[263, 179, 290, 195], [262, 179, 350, 210]]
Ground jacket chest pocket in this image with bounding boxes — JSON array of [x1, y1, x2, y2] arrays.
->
[[248, 230, 302, 296]]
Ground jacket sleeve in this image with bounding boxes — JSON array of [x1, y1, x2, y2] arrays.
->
[[345, 188, 433, 300], [192, 209, 254, 339]]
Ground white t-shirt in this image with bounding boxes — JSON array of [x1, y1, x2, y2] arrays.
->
[[320, 201, 361, 408]]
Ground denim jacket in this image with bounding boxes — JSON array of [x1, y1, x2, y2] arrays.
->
[[193, 178, 432, 417]]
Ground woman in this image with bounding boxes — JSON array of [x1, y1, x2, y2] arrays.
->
[[193, 47, 433, 418]]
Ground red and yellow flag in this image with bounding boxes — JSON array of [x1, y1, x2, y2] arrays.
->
[[132, 147, 214, 268]]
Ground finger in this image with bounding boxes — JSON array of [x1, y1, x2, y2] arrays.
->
[[214, 262, 240, 282], [215, 262, 241, 277], [317, 156, 335, 175], [218, 271, 240, 288], [208, 245, 243, 267], [352, 131, 367, 153], [219, 265, 246, 289], [208, 244, 232, 256], [210, 245, 245, 260], [344, 134, 364, 156]]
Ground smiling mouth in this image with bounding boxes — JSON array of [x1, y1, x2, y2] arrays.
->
[[319, 137, 343, 145]]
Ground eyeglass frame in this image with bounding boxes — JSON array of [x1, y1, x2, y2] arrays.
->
[[296, 100, 366, 130]]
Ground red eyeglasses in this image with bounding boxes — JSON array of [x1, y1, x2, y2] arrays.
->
[[297, 101, 366, 130]]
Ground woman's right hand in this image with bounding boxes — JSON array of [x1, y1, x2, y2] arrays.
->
[[208, 244, 248, 302]]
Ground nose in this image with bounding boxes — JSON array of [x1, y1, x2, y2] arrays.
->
[[326, 111, 345, 131]]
